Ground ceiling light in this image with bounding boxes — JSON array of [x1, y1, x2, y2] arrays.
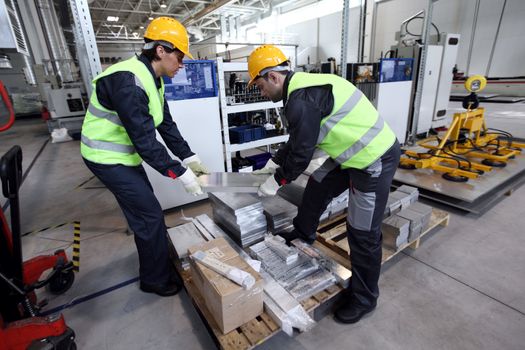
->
[[0, 54, 12, 69], [139, 26, 144, 29], [107, 16, 119, 22], [160, 1, 167, 8], [148, 16, 154, 20]]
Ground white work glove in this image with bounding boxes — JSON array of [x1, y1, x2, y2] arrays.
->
[[257, 175, 280, 197], [182, 154, 210, 176], [178, 168, 203, 196], [252, 159, 279, 175]]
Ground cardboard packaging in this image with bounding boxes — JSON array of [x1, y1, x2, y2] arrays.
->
[[188, 237, 264, 334]]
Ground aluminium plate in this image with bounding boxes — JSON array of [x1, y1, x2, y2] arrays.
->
[[199, 172, 269, 193]]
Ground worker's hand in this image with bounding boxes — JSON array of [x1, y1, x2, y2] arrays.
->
[[257, 175, 280, 197], [183, 155, 210, 176], [179, 168, 204, 196], [252, 159, 279, 175]]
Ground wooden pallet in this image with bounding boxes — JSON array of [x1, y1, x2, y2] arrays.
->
[[300, 284, 344, 321], [315, 208, 450, 267], [180, 269, 279, 350], [177, 267, 344, 350]]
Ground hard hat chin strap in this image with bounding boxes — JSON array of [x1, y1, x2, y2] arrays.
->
[[259, 65, 290, 77], [143, 40, 175, 50]]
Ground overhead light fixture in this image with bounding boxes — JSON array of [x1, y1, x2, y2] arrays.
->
[[0, 54, 12, 69], [160, 1, 167, 8], [148, 16, 154, 20], [139, 26, 144, 29], [107, 16, 119, 22]]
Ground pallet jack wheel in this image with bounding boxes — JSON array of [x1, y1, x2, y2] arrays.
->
[[399, 163, 416, 170], [47, 269, 75, 295], [481, 159, 507, 168], [442, 172, 469, 182]]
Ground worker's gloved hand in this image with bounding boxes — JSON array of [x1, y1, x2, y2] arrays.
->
[[182, 155, 209, 176], [179, 168, 203, 196], [257, 175, 280, 197], [252, 159, 279, 175]]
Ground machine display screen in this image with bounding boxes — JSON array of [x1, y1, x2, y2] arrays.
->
[[163, 60, 218, 100], [379, 58, 414, 83]]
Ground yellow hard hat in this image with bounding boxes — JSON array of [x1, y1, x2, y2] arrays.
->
[[144, 17, 193, 59], [247, 45, 288, 86]]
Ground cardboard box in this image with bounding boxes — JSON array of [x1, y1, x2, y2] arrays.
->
[[188, 238, 264, 334]]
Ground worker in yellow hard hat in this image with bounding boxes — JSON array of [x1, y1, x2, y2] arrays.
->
[[249, 45, 400, 324], [80, 17, 209, 297]]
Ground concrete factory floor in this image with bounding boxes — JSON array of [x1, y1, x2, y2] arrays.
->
[[1, 101, 525, 349]]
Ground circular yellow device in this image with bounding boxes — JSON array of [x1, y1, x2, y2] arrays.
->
[[464, 75, 487, 93]]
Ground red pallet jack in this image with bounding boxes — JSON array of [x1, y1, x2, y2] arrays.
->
[[0, 146, 76, 350]]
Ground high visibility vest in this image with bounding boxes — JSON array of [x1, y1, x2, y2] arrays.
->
[[287, 72, 396, 169], [80, 56, 165, 166]]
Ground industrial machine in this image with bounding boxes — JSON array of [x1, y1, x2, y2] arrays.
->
[[47, 88, 85, 119], [0, 146, 76, 349], [390, 11, 460, 136], [399, 75, 525, 182]]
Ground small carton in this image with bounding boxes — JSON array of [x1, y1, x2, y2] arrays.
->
[[188, 238, 264, 334]]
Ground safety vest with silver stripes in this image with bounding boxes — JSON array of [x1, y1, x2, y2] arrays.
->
[[80, 56, 164, 166], [287, 72, 396, 169]]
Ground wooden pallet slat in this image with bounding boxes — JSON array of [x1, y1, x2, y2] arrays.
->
[[315, 208, 450, 265], [258, 313, 279, 332], [221, 330, 251, 350], [239, 319, 272, 345]]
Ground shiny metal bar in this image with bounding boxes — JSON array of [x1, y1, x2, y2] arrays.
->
[[199, 172, 270, 193]]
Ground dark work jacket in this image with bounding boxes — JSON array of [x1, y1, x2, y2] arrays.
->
[[95, 54, 193, 178], [273, 71, 334, 185]]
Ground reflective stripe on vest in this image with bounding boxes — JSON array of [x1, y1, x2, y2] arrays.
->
[[317, 88, 362, 143], [87, 104, 123, 127], [287, 72, 396, 169], [80, 56, 164, 165], [81, 134, 135, 154]]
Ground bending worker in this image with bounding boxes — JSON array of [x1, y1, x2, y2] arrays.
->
[[80, 17, 208, 297], [250, 45, 400, 324]]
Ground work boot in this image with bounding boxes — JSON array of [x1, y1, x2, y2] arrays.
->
[[140, 281, 181, 297], [275, 229, 315, 245], [334, 301, 376, 324]]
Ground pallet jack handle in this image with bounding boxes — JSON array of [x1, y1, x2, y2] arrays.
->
[[1, 145, 23, 283], [0, 80, 15, 132]]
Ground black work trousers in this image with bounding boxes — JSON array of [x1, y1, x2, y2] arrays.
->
[[293, 141, 400, 308], [83, 159, 170, 287]]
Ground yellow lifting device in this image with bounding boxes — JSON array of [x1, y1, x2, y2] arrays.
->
[[399, 75, 525, 182]]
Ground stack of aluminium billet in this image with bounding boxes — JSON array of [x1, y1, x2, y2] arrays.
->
[[261, 196, 297, 234], [407, 202, 433, 232], [208, 193, 267, 247], [397, 185, 420, 204], [291, 239, 351, 288], [261, 270, 315, 336], [396, 206, 426, 242], [249, 236, 336, 301], [321, 190, 349, 221], [381, 215, 410, 250], [277, 174, 349, 222], [168, 222, 208, 269], [277, 182, 304, 207], [385, 187, 419, 217]]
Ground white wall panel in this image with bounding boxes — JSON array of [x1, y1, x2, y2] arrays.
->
[[373, 0, 523, 77]]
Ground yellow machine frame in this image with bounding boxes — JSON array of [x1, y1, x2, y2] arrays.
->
[[399, 75, 525, 181]]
